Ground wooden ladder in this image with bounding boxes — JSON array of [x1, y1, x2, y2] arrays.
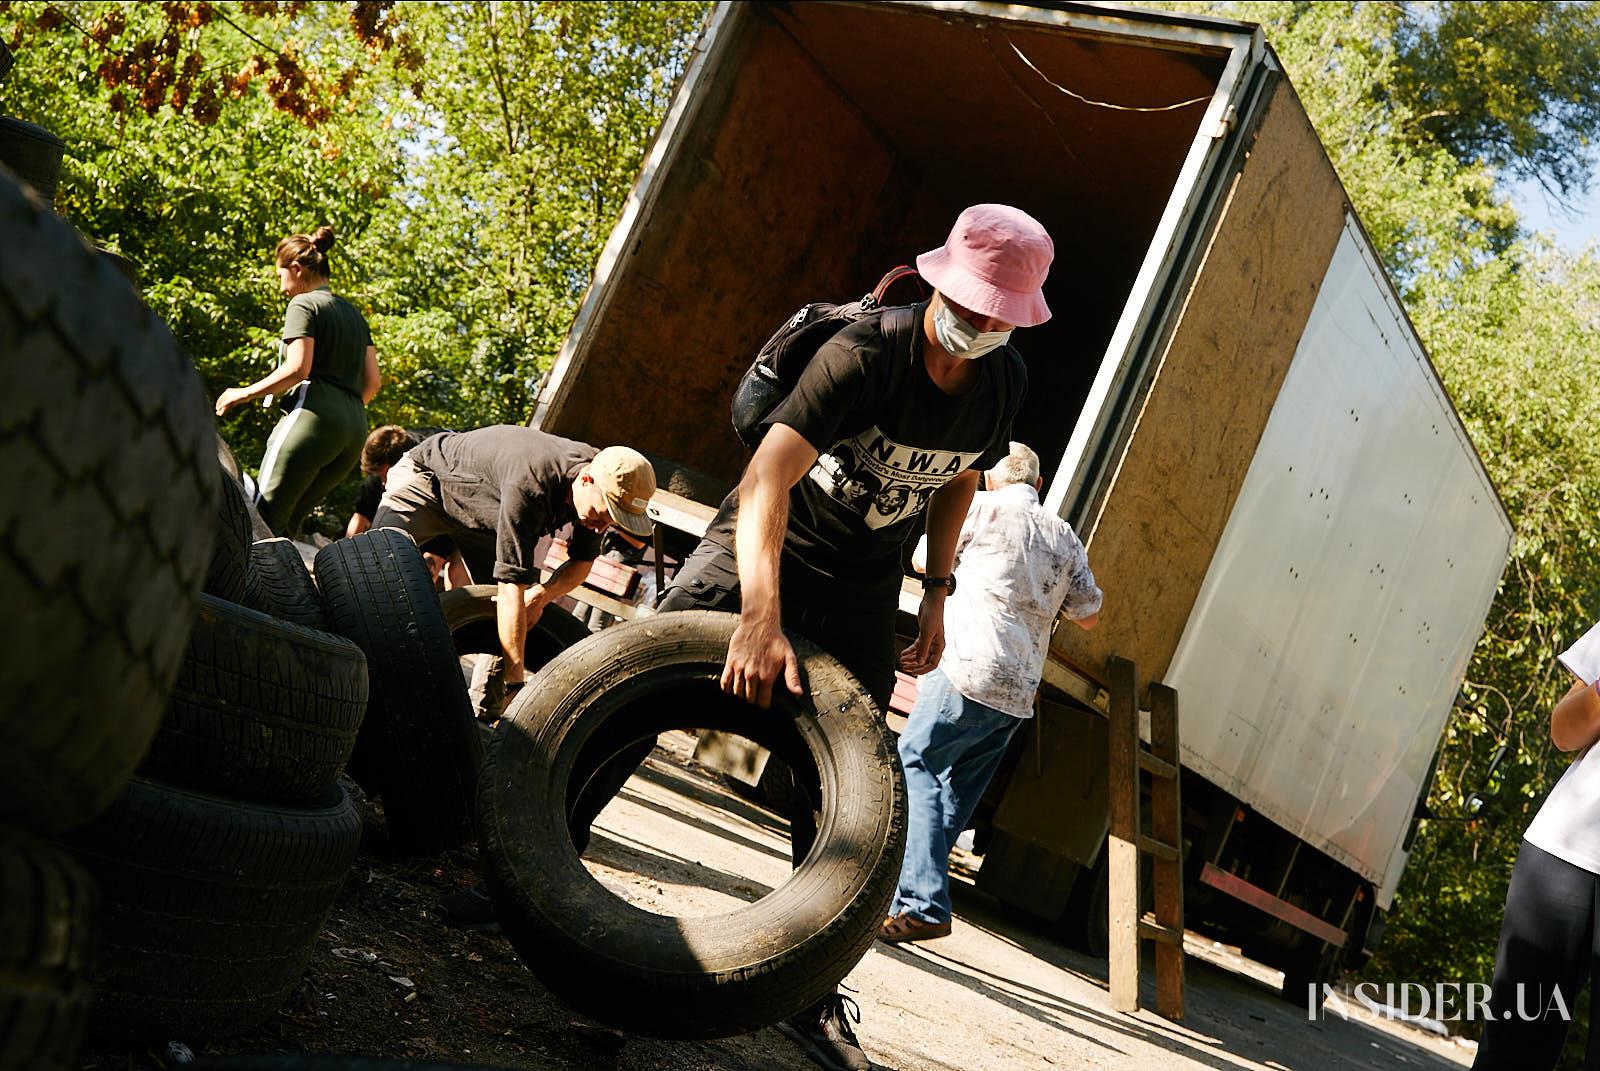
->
[[1107, 655, 1185, 1019]]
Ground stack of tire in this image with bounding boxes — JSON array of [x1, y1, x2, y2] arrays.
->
[[0, 168, 216, 1066], [313, 527, 484, 856], [53, 460, 487, 1044], [232, 511, 484, 859], [55, 467, 371, 1043]]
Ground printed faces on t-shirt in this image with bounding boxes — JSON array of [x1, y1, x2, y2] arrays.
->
[[809, 424, 983, 530]]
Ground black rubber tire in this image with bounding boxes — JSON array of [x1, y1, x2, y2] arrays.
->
[[1279, 942, 1344, 1005], [218, 433, 243, 481], [315, 529, 480, 854], [440, 583, 590, 666], [98, 245, 138, 288], [243, 537, 329, 631], [217, 435, 273, 540], [1059, 848, 1110, 958], [207, 469, 253, 602], [139, 594, 368, 804], [58, 777, 361, 1042], [0, 164, 218, 835], [478, 610, 906, 1039], [0, 117, 64, 205], [1058, 844, 1153, 959], [0, 831, 95, 1071]]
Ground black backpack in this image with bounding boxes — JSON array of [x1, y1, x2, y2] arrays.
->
[[730, 266, 926, 449]]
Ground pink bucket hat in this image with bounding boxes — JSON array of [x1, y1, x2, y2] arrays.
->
[[915, 204, 1054, 328]]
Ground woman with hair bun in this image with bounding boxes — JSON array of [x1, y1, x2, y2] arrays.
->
[[216, 225, 380, 535]]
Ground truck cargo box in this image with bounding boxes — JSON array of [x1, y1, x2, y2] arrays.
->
[[533, 1, 1512, 979]]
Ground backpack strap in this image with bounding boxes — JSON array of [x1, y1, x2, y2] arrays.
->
[[882, 304, 915, 351], [871, 265, 924, 305], [881, 304, 918, 383]]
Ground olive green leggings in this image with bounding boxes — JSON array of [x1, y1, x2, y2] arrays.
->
[[254, 380, 367, 536]]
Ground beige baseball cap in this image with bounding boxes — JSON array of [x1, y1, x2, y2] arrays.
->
[[589, 446, 657, 538]]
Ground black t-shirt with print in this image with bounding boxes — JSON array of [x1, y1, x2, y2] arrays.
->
[[703, 302, 1026, 608]]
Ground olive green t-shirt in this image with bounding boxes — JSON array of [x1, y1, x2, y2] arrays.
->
[[281, 286, 373, 398]]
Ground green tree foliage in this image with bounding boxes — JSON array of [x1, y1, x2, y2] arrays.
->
[[1, 1, 417, 516], [0, 0, 707, 531], [1392, 1, 1600, 197], [360, 1, 707, 430]]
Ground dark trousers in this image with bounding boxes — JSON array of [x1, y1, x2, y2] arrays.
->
[[1474, 840, 1600, 1070], [567, 536, 897, 865]]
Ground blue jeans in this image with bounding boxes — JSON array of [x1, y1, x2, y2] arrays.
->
[[891, 668, 1022, 925]]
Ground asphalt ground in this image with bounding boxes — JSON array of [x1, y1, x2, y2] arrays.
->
[[577, 734, 1477, 1071]]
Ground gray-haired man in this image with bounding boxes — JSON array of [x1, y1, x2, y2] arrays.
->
[[881, 442, 1102, 942]]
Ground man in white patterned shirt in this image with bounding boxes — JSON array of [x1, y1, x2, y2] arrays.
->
[[881, 441, 1102, 942]]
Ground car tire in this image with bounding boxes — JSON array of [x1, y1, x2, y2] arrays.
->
[[0, 117, 64, 205], [0, 165, 217, 835], [139, 594, 368, 804], [440, 583, 590, 668], [58, 778, 361, 1042], [638, 452, 732, 505], [205, 470, 253, 602], [478, 610, 905, 1039], [0, 830, 94, 1071], [243, 537, 328, 631], [315, 529, 480, 855]]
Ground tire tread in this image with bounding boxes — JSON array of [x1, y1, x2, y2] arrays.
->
[[0, 165, 217, 835], [315, 529, 479, 854]]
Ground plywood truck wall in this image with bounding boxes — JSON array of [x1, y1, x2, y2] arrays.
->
[[993, 70, 1346, 863], [1044, 76, 1346, 693], [536, 2, 1226, 495]]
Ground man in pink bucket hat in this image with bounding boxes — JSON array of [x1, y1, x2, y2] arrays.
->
[[573, 204, 1053, 1071], [916, 202, 1054, 334]]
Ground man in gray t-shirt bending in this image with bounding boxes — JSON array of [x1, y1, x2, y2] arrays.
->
[[372, 425, 656, 691]]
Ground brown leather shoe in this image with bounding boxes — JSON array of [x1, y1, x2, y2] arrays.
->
[[878, 912, 951, 943]]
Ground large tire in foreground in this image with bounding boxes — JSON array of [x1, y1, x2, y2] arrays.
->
[[316, 529, 480, 854], [139, 594, 368, 804], [58, 778, 361, 1042], [0, 832, 94, 1070], [243, 537, 329, 631], [478, 610, 906, 1039], [0, 165, 218, 835]]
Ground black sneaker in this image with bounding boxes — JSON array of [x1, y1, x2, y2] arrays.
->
[[436, 882, 500, 931], [775, 991, 870, 1071]]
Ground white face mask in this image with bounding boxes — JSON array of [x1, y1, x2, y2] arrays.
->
[[933, 296, 1012, 359]]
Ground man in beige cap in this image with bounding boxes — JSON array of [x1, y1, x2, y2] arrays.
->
[[371, 425, 655, 691]]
